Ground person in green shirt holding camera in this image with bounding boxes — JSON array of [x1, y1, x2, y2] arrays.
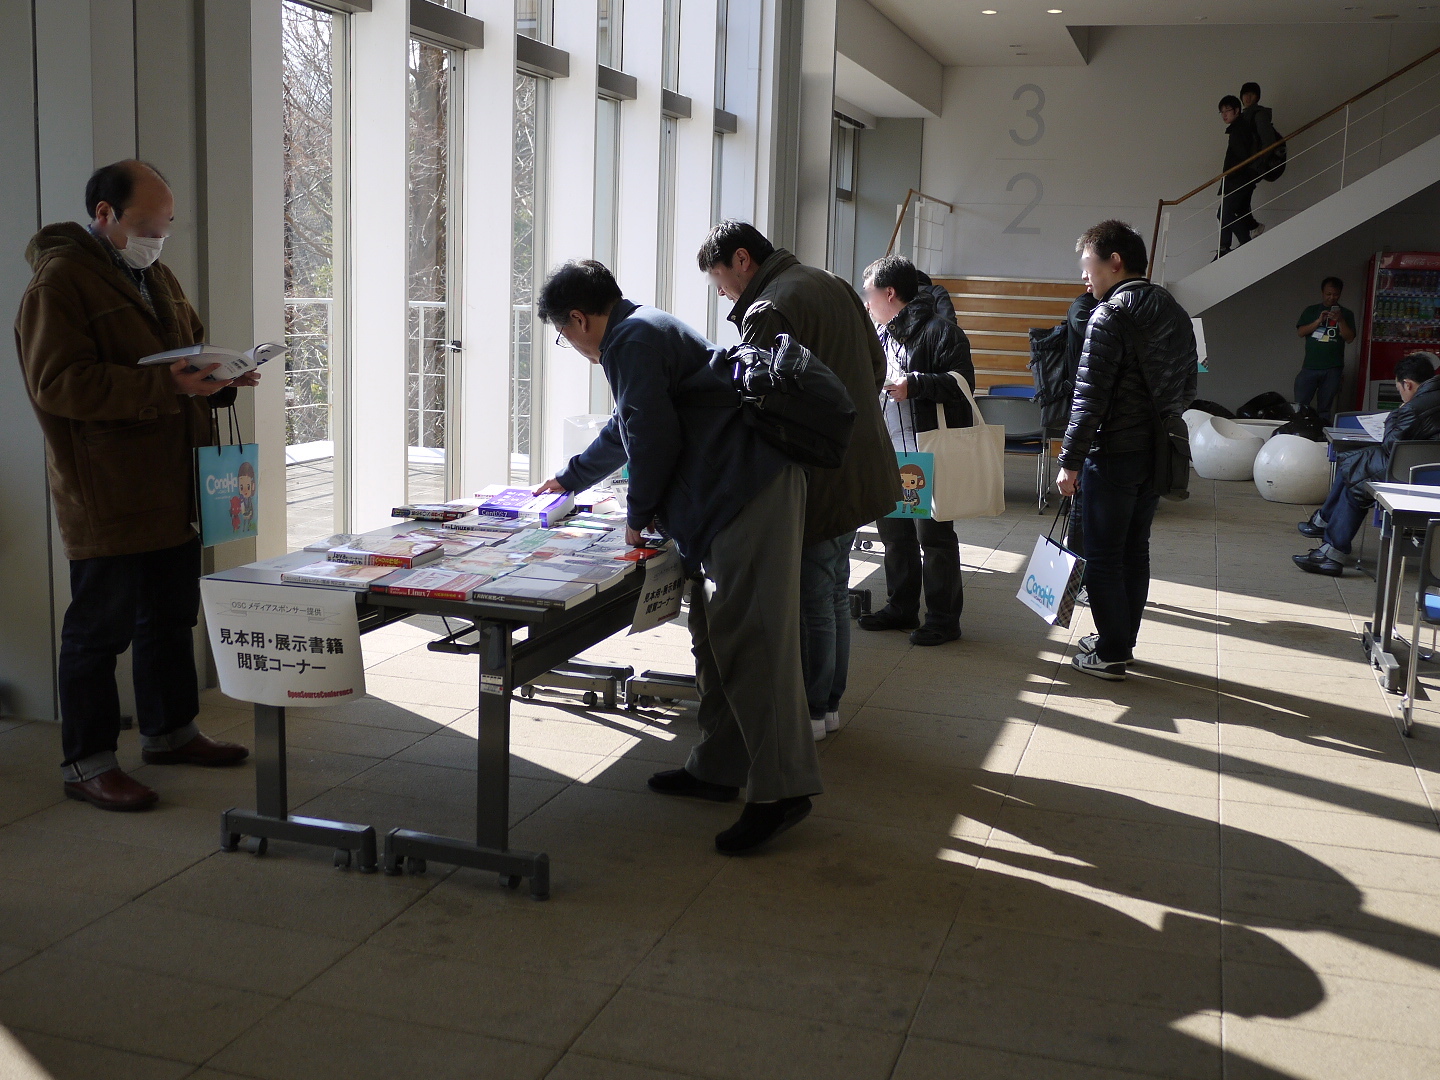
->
[[1295, 276, 1356, 422]]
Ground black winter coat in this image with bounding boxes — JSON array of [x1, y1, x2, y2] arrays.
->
[[915, 271, 957, 323], [1338, 374, 1440, 503], [1059, 278, 1198, 470], [1222, 116, 1263, 190], [555, 299, 790, 571], [885, 290, 975, 431]]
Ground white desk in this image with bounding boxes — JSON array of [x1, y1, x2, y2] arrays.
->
[[1362, 484, 1440, 712]]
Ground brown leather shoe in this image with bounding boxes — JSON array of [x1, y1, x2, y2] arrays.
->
[[141, 733, 249, 767], [64, 768, 159, 812]]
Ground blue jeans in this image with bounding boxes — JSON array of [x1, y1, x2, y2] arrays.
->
[[58, 537, 204, 780], [1081, 452, 1159, 663], [799, 531, 855, 720], [1318, 474, 1370, 555], [1295, 367, 1343, 422]]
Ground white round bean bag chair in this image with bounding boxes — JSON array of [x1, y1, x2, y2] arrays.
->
[[1232, 418, 1287, 442], [1182, 409, 1214, 437], [1191, 416, 1266, 481], [1253, 433, 1332, 504]]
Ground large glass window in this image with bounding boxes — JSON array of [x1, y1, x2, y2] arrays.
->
[[282, 0, 346, 551], [662, 0, 681, 92], [593, 96, 621, 411], [829, 121, 857, 278], [517, 0, 552, 41], [510, 73, 547, 483], [406, 39, 457, 503], [597, 0, 623, 68], [657, 116, 678, 312]]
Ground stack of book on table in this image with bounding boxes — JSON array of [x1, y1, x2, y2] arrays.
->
[[277, 489, 653, 606]]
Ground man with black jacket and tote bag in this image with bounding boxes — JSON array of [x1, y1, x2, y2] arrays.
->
[[857, 255, 978, 646]]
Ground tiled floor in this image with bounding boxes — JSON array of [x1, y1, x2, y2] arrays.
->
[[5, 466, 1440, 1079]]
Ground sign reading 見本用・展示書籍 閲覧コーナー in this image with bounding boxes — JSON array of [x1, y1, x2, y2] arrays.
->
[[199, 579, 364, 706]]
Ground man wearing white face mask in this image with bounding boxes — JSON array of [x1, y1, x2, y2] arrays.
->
[[15, 160, 257, 812]]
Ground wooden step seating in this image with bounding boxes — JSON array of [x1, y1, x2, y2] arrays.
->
[[932, 277, 1082, 393]]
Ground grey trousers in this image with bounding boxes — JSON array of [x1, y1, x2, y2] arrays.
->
[[685, 463, 822, 802]]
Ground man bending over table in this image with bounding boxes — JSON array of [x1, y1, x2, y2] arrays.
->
[[533, 260, 821, 854], [1295, 351, 1440, 577]]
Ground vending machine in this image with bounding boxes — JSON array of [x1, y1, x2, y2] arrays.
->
[[1357, 251, 1440, 410]]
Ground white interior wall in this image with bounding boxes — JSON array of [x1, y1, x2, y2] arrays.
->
[[1, 3, 58, 722], [921, 24, 1440, 283]]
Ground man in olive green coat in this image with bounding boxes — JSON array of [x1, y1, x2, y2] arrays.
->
[[700, 222, 899, 742], [15, 161, 254, 812]]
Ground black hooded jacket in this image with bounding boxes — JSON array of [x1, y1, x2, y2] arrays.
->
[[885, 290, 975, 432], [1059, 278, 1198, 469], [1338, 373, 1440, 502]]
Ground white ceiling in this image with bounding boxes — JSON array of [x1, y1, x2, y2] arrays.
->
[[869, 0, 1440, 67]]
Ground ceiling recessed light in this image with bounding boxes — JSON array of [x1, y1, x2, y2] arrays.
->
[[1047, 7, 1063, 12], [981, 8, 997, 13]]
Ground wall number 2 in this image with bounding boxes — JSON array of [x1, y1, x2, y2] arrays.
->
[[1009, 84, 1045, 146], [1004, 173, 1042, 235]]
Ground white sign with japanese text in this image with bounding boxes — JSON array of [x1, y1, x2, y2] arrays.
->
[[199, 579, 365, 707], [629, 549, 685, 635]]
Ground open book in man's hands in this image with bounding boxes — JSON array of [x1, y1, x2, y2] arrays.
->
[[137, 342, 287, 382]]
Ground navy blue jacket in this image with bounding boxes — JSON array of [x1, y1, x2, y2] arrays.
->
[[555, 300, 790, 571]]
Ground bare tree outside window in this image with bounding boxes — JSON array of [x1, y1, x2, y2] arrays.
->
[[511, 73, 545, 483], [407, 39, 453, 502], [282, 1, 341, 549]]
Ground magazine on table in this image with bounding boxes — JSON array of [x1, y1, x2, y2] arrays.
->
[[469, 576, 597, 609], [369, 567, 494, 601], [279, 562, 394, 590], [326, 537, 445, 568]]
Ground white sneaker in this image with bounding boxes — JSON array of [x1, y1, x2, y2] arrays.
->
[[811, 719, 826, 741], [824, 710, 840, 732]]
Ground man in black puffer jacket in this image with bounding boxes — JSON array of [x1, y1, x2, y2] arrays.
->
[[858, 255, 975, 646], [1295, 352, 1440, 576], [1058, 221, 1197, 680]]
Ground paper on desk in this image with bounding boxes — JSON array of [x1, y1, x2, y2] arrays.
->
[[1357, 413, 1387, 441]]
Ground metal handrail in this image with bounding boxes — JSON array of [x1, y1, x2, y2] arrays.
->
[[1147, 43, 1440, 277], [885, 188, 956, 258]]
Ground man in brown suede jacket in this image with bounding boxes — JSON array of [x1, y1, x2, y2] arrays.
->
[[15, 160, 254, 812]]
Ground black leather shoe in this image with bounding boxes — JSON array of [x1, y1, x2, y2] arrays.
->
[[1297, 512, 1325, 539], [142, 733, 249, 767], [1293, 549, 1345, 577], [857, 608, 920, 632], [715, 797, 812, 854], [647, 768, 739, 802], [910, 625, 960, 647]]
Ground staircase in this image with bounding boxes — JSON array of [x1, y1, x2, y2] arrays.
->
[[932, 277, 1081, 392], [1154, 43, 1440, 314]]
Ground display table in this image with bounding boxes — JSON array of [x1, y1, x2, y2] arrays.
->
[[1361, 483, 1440, 703], [208, 530, 648, 900]]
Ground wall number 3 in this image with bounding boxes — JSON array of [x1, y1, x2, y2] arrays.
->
[[1004, 173, 1043, 235], [1009, 84, 1045, 146]]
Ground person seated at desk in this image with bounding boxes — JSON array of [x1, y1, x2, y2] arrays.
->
[[532, 260, 821, 854], [1295, 351, 1440, 577]]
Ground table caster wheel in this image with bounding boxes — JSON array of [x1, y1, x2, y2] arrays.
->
[[583, 691, 598, 707], [405, 856, 427, 875], [635, 695, 654, 708], [334, 849, 352, 869], [221, 832, 241, 853], [501, 873, 522, 890], [246, 836, 268, 856], [520, 685, 535, 700]]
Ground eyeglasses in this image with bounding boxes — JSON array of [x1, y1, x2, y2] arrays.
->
[[554, 332, 572, 349]]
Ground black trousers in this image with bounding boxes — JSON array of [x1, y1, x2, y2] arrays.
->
[[1218, 179, 1256, 251], [1080, 452, 1158, 663], [875, 515, 964, 630], [58, 537, 203, 772]]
